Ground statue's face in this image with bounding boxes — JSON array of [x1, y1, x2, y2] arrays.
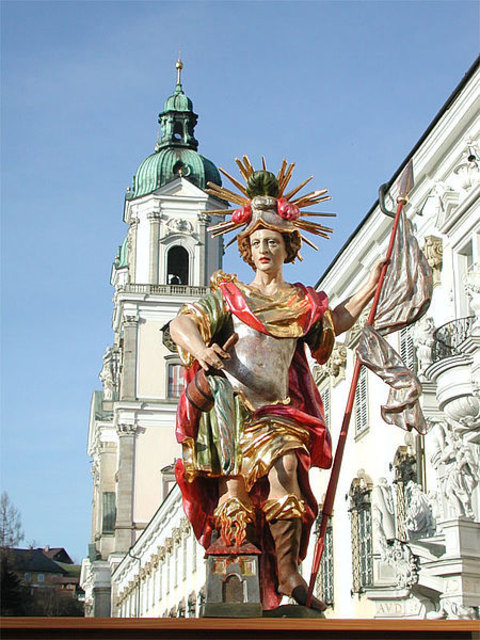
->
[[250, 228, 287, 273]]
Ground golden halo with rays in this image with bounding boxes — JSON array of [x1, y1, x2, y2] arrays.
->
[[204, 155, 335, 253]]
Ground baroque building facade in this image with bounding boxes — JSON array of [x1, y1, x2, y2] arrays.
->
[[80, 62, 226, 616], [82, 58, 479, 619], [309, 56, 479, 619]]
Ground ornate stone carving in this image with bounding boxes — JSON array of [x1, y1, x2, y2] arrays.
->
[[453, 140, 480, 191], [381, 539, 419, 590], [430, 420, 479, 520], [123, 315, 139, 327], [413, 316, 435, 381], [99, 346, 114, 400], [147, 211, 161, 221], [180, 517, 191, 535], [117, 423, 138, 436], [464, 262, 480, 337], [422, 237, 443, 287], [346, 308, 369, 348], [172, 527, 182, 544], [166, 218, 193, 235], [404, 480, 436, 540], [157, 545, 166, 561], [164, 537, 173, 553], [325, 342, 347, 385]]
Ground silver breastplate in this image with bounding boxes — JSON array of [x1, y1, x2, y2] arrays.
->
[[222, 316, 297, 410]]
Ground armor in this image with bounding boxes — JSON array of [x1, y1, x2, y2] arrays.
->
[[223, 316, 296, 410]]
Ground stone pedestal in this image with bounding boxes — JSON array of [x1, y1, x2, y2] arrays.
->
[[424, 518, 480, 617]]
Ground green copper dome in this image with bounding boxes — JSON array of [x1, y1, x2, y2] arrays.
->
[[132, 148, 221, 197], [128, 60, 221, 199], [163, 84, 193, 113]]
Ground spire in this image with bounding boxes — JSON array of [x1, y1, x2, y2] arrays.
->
[[156, 58, 198, 152], [175, 57, 183, 90]]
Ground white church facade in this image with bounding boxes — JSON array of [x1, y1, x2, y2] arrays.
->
[[81, 57, 480, 619], [80, 62, 226, 617]]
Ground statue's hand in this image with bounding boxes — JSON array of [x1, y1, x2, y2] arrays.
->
[[367, 258, 390, 291], [195, 334, 239, 372]]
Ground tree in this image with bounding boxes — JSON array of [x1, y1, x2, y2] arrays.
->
[[0, 492, 24, 548]]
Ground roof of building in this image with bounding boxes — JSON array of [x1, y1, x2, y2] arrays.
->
[[41, 546, 73, 564], [128, 60, 221, 199], [5, 548, 68, 575]]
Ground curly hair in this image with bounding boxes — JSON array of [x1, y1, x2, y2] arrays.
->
[[238, 229, 302, 270]]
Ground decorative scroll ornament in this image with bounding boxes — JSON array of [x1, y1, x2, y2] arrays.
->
[[382, 539, 419, 590], [205, 155, 335, 253]]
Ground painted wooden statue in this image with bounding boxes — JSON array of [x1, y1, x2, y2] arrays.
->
[[170, 157, 384, 611]]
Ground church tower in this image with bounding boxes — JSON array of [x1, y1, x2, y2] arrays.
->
[[81, 61, 227, 617]]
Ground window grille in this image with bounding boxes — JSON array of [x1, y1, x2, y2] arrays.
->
[[400, 326, 416, 372], [350, 480, 373, 592], [168, 363, 184, 398], [354, 368, 368, 436], [320, 384, 331, 429], [102, 491, 116, 534], [315, 522, 334, 606]]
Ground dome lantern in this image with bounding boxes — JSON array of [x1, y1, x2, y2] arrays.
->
[[128, 59, 221, 199]]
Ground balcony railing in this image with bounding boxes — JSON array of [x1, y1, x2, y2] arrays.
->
[[432, 316, 474, 362], [121, 284, 209, 297]]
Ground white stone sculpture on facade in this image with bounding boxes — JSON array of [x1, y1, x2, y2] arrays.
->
[[430, 421, 479, 520], [404, 481, 435, 541], [413, 316, 435, 381], [371, 478, 396, 554], [464, 262, 480, 337], [99, 347, 114, 401]]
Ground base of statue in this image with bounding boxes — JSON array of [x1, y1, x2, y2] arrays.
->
[[202, 602, 263, 617], [201, 536, 263, 618], [264, 604, 326, 618]]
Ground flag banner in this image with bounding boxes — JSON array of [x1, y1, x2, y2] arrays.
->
[[357, 323, 427, 433], [375, 210, 432, 336], [356, 209, 433, 433]]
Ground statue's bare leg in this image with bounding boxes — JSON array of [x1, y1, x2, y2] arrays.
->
[[266, 451, 326, 612], [218, 476, 252, 508]]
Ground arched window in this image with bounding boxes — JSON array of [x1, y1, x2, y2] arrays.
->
[[167, 245, 189, 285]]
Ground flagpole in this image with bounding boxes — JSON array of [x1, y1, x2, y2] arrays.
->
[[306, 160, 414, 607]]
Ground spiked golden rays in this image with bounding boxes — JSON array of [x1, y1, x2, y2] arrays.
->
[[205, 155, 336, 250]]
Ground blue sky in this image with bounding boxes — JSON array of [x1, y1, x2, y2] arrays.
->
[[1, 0, 478, 562]]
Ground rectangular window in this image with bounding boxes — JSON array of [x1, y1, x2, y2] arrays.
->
[[358, 508, 373, 588], [102, 492, 116, 534], [168, 363, 184, 398], [355, 368, 368, 436]]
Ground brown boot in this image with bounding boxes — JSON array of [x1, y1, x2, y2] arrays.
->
[[269, 517, 327, 612]]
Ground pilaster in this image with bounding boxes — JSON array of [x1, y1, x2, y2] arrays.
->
[[148, 211, 161, 284], [120, 315, 139, 401], [114, 423, 138, 553]]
